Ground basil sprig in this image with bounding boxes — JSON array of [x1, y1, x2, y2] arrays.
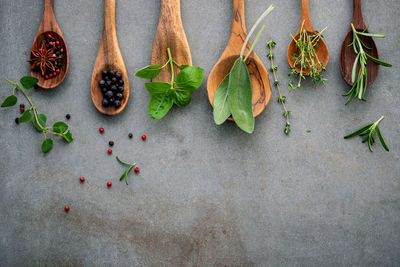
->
[[213, 4, 274, 133], [135, 48, 204, 119]]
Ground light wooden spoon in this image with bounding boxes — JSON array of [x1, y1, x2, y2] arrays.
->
[[287, 0, 329, 74], [91, 0, 129, 116], [30, 0, 69, 89], [207, 0, 271, 118], [151, 0, 192, 82]]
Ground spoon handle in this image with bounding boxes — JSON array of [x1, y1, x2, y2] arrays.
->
[[352, 0, 365, 29], [231, 0, 246, 34], [103, 0, 118, 48], [160, 0, 181, 24], [300, 0, 314, 31], [42, 0, 57, 30]]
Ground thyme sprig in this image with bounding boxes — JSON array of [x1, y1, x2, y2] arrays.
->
[[288, 21, 327, 90], [267, 35, 291, 135], [116, 156, 136, 185], [343, 24, 392, 105], [344, 115, 389, 152]]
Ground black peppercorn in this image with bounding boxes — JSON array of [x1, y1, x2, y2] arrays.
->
[[109, 141, 114, 146], [128, 133, 133, 138], [66, 114, 71, 120], [15, 118, 19, 124]]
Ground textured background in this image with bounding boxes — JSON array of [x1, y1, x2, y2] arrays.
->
[[1, 0, 399, 266]]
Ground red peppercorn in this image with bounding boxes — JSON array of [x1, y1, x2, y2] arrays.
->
[[79, 177, 85, 183], [56, 68, 60, 73], [56, 40, 60, 45], [45, 75, 49, 79], [141, 135, 147, 141], [47, 34, 52, 38], [134, 167, 140, 173], [58, 59, 62, 62], [20, 108, 24, 113], [49, 41, 54, 46], [53, 72, 57, 76], [60, 48, 64, 52], [107, 181, 112, 187], [99, 127, 104, 133], [49, 73, 53, 78], [64, 206, 70, 212], [107, 149, 112, 155]]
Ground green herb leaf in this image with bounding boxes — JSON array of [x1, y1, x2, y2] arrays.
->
[[179, 65, 190, 70], [365, 53, 392, 67], [63, 131, 73, 143], [144, 82, 171, 95], [148, 94, 173, 119], [20, 76, 38, 90], [375, 126, 389, 151], [351, 53, 360, 83], [356, 32, 386, 38], [32, 113, 47, 132], [173, 89, 192, 107], [228, 58, 254, 133], [175, 66, 204, 91], [19, 110, 32, 123], [344, 124, 373, 139], [1, 95, 17, 107], [213, 74, 231, 125], [135, 65, 163, 79], [41, 138, 53, 153], [53, 121, 68, 133]]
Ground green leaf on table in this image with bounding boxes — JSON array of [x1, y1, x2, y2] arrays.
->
[[41, 138, 53, 153], [53, 121, 68, 133], [173, 89, 192, 107], [228, 58, 254, 133], [213, 74, 231, 125], [144, 82, 171, 95], [63, 131, 73, 143], [20, 76, 38, 90], [135, 65, 163, 79], [175, 66, 204, 91], [19, 110, 32, 123], [148, 94, 173, 119], [32, 113, 47, 132], [1, 95, 17, 107]]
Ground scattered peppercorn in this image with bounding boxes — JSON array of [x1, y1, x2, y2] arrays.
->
[[79, 177, 85, 183], [128, 133, 133, 138], [64, 206, 70, 212], [109, 141, 114, 146], [134, 167, 140, 173], [107, 181, 112, 187], [107, 149, 112, 155], [65, 114, 71, 120], [20, 103, 25, 108], [99, 127, 104, 133], [20, 107, 24, 113], [15, 118, 19, 124], [141, 135, 147, 141]]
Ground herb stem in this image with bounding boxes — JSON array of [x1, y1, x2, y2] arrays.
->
[[167, 48, 174, 86]]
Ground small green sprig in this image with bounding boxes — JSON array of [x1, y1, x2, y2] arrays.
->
[[288, 21, 327, 90], [343, 24, 392, 105], [344, 115, 389, 152], [267, 35, 291, 135], [1, 76, 73, 153], [135, 48, 205, 119], [116, 156, 136, 185]]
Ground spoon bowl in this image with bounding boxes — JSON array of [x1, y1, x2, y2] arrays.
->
[[207, 0, 271, 119], [30, 0, 69, 89]]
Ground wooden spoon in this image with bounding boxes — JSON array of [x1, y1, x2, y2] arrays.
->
[[287, 0, 329, 74], [207, 0, 271, 118], [151, 0, 192, 82], [340, 0, 379, 86], [29, 0, 69, 89], [91, 0, 129, 116]]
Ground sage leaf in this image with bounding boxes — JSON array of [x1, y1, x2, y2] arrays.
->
[[145, 82, 170, 95], [63, 131, 73, 143], [32, 113, 47, 132], [173, 89, 192, 107], [19, 110, 32, 123], [135, 65, 163, 79], [148, 94, 173, 119], [213, 74, 231, 125], [41, 138, 53, 153], [175, 66, 204, 91], [53, 121, 68, 133], [20, 76, 38, 90], [228, 58, 254, 133], [1, 95, 17, 107]]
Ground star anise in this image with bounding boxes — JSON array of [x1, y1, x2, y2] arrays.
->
[[29, 42, 59, 76]]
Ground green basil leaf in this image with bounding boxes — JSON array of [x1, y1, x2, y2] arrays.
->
[[179, 65, 190, 70], [53, 121, 68, 133], [1, 95, 17, 107], [144, 82, 171, 95], [41, 138, 53, 153], [175, 66, 204, 91], [135, 65, 163, 79], [228, 58, 254, 133], [148, 94, 173, 119], [63, 131, 73, 143], [20, 76, 38, 90], [19, 110, 32, 123], [173, 89, 192, 107], [213, 74, 231, 125], [32, 113, 47, 132]]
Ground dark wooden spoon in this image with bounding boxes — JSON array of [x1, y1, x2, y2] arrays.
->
[[207, 0, 271, 119], [151, 0, 192, 82], [287, 0, 329, 74], [29, 0, 69, 89], [340, 0, 379, 86], [91, 0, 129, 116]]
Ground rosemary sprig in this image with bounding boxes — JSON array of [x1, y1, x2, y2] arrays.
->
[[288, 21, 327, 90], [343, 24, 392, 105], [267, 35, 291, 135], [116, 156, 136, 185], [344, 115, 389, 152]]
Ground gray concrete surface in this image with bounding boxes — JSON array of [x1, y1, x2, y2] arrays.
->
[[1, 0, 400, 266]]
